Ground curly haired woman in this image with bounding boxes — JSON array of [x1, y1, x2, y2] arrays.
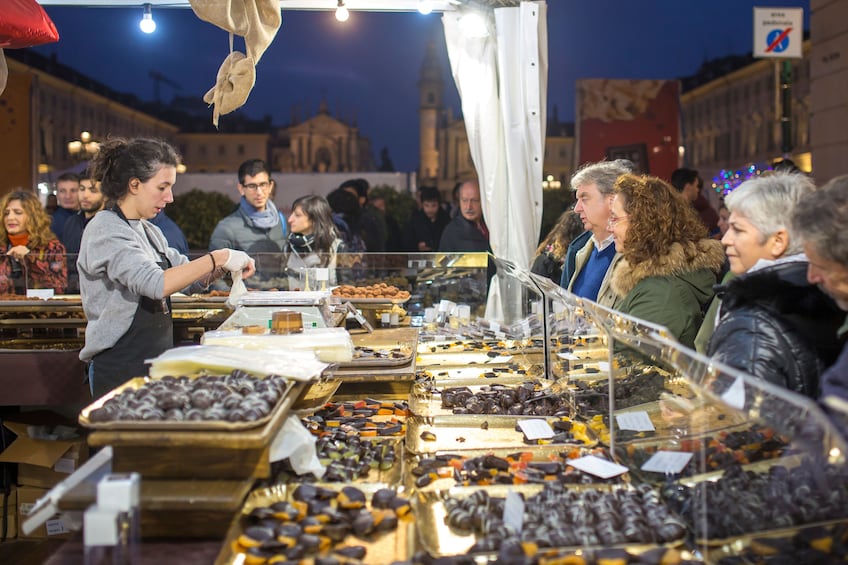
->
[[607, 174, 725, 348], [0, 190, 67, 295]]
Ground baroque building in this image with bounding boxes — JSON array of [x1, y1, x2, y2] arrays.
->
[[271, 100, 373, 173]]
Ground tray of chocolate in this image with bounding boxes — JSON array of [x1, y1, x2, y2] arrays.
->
[[269, 436, 404, 487], [417, 337, 543, 355], [172, 290, 229, 303], [416, 365, 539, 383], [406, 414, 596, 455], [0, 294, 83, 311], [414, 483, 687, 559], [709, 522, 848, 564], [615, 424, 789, 482], [409, 379, 575, 418], [301, 400, 409, 440], [661, 458, 848, 543], [407, 445, 628, 492], [79, 371, 296, 431], [217, 483, 415, 565], [338, 345, 415, 368]]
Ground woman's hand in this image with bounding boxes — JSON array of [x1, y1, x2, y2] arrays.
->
[[6, 245, 29, 261], [222, 250, 256, 279]]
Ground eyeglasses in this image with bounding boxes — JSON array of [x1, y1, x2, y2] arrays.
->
[[607, 214, 629, 227], [243, 181, 271, 192]]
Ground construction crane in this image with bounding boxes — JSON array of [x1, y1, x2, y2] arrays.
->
[[149, 70, 181, 102]]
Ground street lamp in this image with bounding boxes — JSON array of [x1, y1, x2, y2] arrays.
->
[[67, 131, 100, 160]]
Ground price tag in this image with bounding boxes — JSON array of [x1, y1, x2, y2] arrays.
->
[[568, 455, 629, 479], [485, 355, 513, 364], [721, 377, 746, 410], [53, 457, 76, 474], [27, 289, 54, 299], [556, 352, 580, 360], [502, 491, 525, 532], [597, 361, 610, 372], [640, 451, 693, 474], [615, 411, 655, 432], [46, 518, 70, 536], [517, 419, 554, 441]]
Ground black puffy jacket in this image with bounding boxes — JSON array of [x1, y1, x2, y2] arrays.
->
[[707, 260, 845, 398]]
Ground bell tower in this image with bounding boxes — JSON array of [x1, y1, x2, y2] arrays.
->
[[418, 41, 443, 183]]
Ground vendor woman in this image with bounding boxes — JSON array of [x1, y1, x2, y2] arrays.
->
[[78, 138, 256, 397], [0, 190, 68, 295]]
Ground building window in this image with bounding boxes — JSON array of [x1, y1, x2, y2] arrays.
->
[[427, 93, 435, 104], [238, 144, 245, 156], [219, 145, 226, 156], [199, 145, 207, 156]]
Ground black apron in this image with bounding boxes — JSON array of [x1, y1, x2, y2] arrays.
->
[[90, 207, 173, 398]]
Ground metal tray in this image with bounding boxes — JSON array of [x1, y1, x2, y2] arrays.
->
[[341, 297, 410, 305], [340, 346, 415, 368], [416, 366, 538, 382], [409, 378, 575, 418], [413, 485, 682, 558], [406, 414, 597, 455], [214, 484, 415, 565], [79, 375, 297, 431], [704, 520, 848, 558], [405, 445, 625, 493]]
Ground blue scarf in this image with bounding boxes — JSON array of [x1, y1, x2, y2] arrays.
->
[[239, 197, 280, 229]]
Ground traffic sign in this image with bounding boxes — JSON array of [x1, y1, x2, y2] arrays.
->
[[753, 7, 803, 59]]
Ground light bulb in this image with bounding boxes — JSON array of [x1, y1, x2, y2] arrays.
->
[[335, 2, 349, 22], [418, 1, 434, 15], [140, 3, 156, 34]]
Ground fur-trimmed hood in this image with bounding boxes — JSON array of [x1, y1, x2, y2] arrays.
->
[[611, 238, 725, 297]]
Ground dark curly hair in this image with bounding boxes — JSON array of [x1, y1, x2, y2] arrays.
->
[[614, 173, 708, 265], [89, 138, 180, 201]]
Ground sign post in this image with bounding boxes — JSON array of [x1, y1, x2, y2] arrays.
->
[[753, 7, 804, 157]]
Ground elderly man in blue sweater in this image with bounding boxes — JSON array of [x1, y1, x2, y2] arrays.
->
[[560, 159, 634, 305]]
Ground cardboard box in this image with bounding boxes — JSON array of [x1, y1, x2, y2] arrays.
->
[[17, 486, 72, 539], [1, 486, 17, 540], [0, 413, 89, 488]]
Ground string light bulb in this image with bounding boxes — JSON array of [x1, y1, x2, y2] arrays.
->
[[335, 0, 349, 22], [417, 0, 434, 15], [140, 3, 156, 34]]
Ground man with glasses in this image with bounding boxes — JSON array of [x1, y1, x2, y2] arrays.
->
[[560, 159, 634, 305], [209, 159, 288, 257]]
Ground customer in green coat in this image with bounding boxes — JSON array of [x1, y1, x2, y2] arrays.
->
[[607, 174, 726, 349]]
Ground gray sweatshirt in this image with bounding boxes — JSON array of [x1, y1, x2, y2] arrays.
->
[[77, 210, 194, 362]]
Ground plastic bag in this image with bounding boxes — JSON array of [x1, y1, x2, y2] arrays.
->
[[269, 416, 325, 478]]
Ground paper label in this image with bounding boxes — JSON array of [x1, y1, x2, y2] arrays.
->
[[53, 457, 76, 474], [568, 455, 629, 479], [20, 502, 35, 516], [46, 518, 70, 536], [517, 419, 554, 440], [721, 377, 746, 410], [640, 451, 693, 474], [615, 411, 655, 432], [27, 289, 54, 299], [597, 361, 610, 372], [557, 352, 580, 361], [502, 491, 525, 532], [485, 355, 513, 364]]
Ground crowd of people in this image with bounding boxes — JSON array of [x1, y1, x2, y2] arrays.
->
[[5, 137, 848, 436], [536, 158, 848, 437]]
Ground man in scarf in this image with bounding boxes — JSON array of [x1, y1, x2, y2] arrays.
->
[[209, 159, 287, 283]]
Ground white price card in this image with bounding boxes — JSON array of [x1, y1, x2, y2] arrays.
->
[[517, 419, 554, 441], [27, 289, 54, 299], [615, 411, 655, 432], [721, 377, 746, 410], [568, 455, 629, 479], [503, 491, 525, 532], [640, 451, 693, 474], [597, 361, 610, 372], [485, 355, 513, 364], [556, 352, 580, 361]]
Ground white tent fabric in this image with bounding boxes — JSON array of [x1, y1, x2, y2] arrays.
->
[[443, 1, 548, 320]]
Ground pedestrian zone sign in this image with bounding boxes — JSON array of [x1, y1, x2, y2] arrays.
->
[[753, 7, 803, 59]]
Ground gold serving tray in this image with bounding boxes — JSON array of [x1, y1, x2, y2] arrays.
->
[[413, 485, 681, 558], [298, 437, 405, 488], [214, 484, 416, 565], [406, 414, 597, 455], [79, 375, 298, 432], [409, 378, 575, 418], [291, 376, 343, 412], [405, 445, 625, 493], [704, 519, 848, 558], [417, 366, 539, 382]]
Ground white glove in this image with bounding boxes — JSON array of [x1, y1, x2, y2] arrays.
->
[[222, 250, 253, 273]]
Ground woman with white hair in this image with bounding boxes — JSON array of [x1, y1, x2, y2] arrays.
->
[[707, 173, 844, 398]]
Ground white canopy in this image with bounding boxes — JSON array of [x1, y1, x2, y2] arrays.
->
[[443, 1, 547, 319]]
